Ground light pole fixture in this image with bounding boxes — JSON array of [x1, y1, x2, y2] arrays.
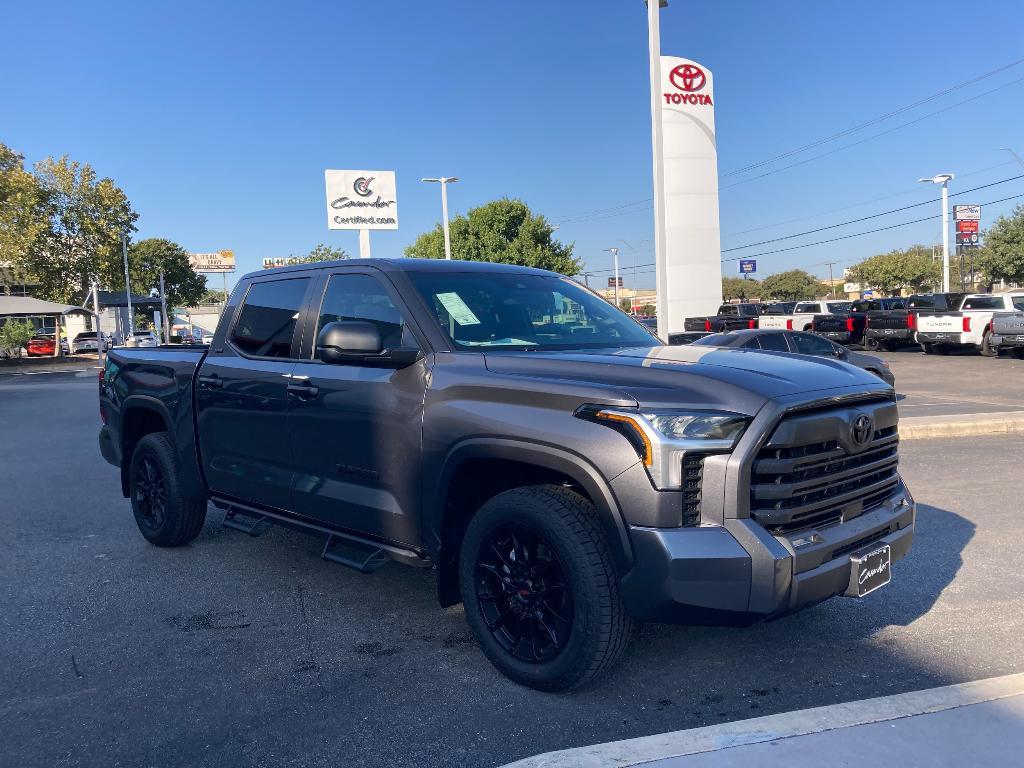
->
[[604, 247, 621, 309], [421, 177, 459, 260], [918, 173, 954, 292]]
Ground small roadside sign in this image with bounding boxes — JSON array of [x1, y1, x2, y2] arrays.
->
[[738, 259, 757, 275]]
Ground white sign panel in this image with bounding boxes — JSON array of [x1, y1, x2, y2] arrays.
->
[[953, 204, 981, 221], [659, 57, 723, 330], [324, 170, 398, 230]]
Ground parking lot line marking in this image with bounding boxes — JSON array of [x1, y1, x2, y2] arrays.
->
[[501, 673, 1024, 768]]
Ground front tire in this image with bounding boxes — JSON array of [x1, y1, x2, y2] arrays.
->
[[459, 485, 631, 691], [129, 432, 207, 547]]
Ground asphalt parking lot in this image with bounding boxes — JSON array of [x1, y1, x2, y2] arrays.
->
[[2, 371, 1023, 768], [873, 347, 1024, 418]]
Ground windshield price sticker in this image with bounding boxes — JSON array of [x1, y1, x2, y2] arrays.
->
[[436, 292, 481, 326]]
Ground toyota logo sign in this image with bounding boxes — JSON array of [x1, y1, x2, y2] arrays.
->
[[851, 414, 874, 448], [669, 64, 706, 92]]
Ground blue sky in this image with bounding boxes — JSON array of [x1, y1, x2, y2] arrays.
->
[[3, 0, 1023, 292]]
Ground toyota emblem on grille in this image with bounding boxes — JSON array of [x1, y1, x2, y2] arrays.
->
[[852, 414, 874, 447]]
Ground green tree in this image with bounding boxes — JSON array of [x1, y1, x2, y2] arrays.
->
[[0, 319, 35, 359], [119, 238, 206, 307], [976, 205, 1024, 284], [4, 151, 137, 303], [289, 242, 348, 263], [760, 269, 821, 301], [0, 145, 48, 282], [619, 298, 632, 312], [847, 246, 939, 293], [405, 198, 579, 275], [638, 303, 656, 316], [722, 275, 760, 300]]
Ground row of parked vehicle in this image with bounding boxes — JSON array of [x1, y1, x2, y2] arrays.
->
[[676, 289, 1024, 358]]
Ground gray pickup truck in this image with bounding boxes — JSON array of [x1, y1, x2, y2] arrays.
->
[[991, 312, 1024, 358], [98, 258, 914, 690]]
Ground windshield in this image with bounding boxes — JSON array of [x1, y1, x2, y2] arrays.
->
[[408, 271, 658, 350]]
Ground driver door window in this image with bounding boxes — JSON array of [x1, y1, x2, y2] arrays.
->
[[315, 273, 416, 352]]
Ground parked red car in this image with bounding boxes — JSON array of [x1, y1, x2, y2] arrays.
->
[[25, 335, 69, 357]]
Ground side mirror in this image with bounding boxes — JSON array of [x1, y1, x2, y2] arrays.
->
[[316, 320, 422, 368]]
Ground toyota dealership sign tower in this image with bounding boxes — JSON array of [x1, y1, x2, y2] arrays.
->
[[657, 56, 723, 332]]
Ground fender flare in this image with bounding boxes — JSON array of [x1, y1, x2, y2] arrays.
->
[[120, 395, 206, 501], [429, 438, 635, 606]]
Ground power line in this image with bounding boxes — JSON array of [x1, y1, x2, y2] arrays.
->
[[721, 56, 1024, 178], [721, 174, 1024, 253], [583, 190, 1024, 274], [720, 78, 1024, 191]]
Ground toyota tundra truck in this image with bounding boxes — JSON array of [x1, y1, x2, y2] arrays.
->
[[989, 311, 1024, 358], [863, 293, 966, 351], [98, 258, 914, 691], [672, 302, 762, 344], [915, 291, 1024, 355], [811, 297, 907, 348], [758, 299, 853, 332]]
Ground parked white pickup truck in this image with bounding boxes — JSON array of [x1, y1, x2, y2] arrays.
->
[[757, 299, 853, 331], [915, 291, 1024, 356]]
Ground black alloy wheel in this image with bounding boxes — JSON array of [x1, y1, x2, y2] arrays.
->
[[475, 526, 573, 663], [134, 454, 168, 532]]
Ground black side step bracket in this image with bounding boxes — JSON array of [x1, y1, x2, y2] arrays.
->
[[222, 508, 272, 537], [322, 535, 390, 574]]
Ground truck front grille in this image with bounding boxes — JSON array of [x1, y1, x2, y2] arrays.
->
[[750, 405, 900, 535]]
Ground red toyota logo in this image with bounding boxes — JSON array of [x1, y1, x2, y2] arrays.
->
[[669, 64, 706, 92]]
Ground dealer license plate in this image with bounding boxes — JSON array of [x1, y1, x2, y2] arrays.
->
[[844, 544, 891, 597]]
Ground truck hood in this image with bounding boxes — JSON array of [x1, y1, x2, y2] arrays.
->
[[483, 345, 888, 414]]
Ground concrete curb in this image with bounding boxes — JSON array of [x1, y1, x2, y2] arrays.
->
[[502, 673, 1024, 768], [899, 411, 1024, 440]]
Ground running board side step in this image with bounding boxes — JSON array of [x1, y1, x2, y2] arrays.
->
[[212, 497, 432, 574]]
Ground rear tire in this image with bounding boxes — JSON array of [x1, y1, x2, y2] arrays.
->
[[980, 330, 999, 358], [459, 485, 631, 691], [129, 433, 207, 547], [881, 339, 900, 352], [1011, 348, 1024, 360], [920, 343, 934, 355]]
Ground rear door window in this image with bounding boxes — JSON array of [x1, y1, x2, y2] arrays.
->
[[230, 278, 311, 358], [791, 333, 839, 356], [757, 332, 791, 352]]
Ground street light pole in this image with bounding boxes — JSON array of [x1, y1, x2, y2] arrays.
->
[[825, 261, 838, 299], [604, 248, 621, 309], [919, 173, 954, 293], [421, 177, 460, 259], [122, 233, 135, 339], [645, 0, 669, 339]]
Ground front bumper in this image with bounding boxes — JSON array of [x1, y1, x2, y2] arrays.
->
[[619, 483, 915, 624]]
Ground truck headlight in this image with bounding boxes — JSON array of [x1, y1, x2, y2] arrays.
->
[[576, 406, 750, 490]]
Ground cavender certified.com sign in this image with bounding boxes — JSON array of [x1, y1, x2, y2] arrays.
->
[[324, 170, 398, 230]]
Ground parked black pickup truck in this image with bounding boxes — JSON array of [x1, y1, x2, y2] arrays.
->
[[812, 297, 907, 347], [98, 258, 914, 691], [671, 303, 762, 344], [863, 293, 966, 351]]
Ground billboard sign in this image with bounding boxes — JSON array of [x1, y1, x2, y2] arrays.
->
[[188, 250, 235, 273], [956, 232, 980, 246], [324, 170, 398, 230], [953, 204, 981, 221], [607, 276, 624, 288], [738, 259, 757, 275], [956, 219, 979, 234]]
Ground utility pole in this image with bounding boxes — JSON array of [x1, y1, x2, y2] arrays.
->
[[824, 261, 838, 298], [159, 271, 170, 344], [122, 233, 135, 339], [91, 279, 104, 367], [1001, 147, 1024, 170]]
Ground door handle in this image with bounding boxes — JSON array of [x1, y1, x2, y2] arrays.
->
[[198, 374, 223, 389], [287, 382, 320, 398]]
